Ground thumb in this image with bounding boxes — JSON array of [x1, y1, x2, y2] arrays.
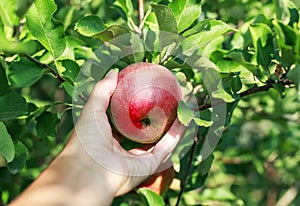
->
[[88, 69, 118, 112]]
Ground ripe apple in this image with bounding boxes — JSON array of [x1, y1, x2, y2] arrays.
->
[[110, 62, 182, 143], [137, 166, 175, 195]]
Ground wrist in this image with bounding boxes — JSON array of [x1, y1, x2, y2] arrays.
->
[[10, 135, 116, 206], [54, 135, 116, 205]]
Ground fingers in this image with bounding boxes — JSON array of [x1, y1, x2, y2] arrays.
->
[[152, 119, 186, 162], [74, 69, 118, 156], [89, 69, 118, 113]]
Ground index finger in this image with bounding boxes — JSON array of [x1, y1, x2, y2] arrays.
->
[[152, 119, 186, 163]]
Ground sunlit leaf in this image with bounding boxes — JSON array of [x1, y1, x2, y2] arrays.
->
[[137, 188, 165, 206], [57, 59, 80, 85], [26, 0, 66, 59], [0, 0, 19, 38], [177, 101, 194, 126], [169, 0, 202, 32], [151, 4, 178, 34], [274, 0, 290, 24], [80, 24, 131, 42], [182, 20, 233, 53], [75, 15, 105, 37], [151, 4, 178, 48]]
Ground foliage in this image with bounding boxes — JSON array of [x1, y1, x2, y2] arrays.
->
[[0, 0, 299, 205]]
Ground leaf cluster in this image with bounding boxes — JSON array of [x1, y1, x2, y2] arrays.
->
[[0, 0, 299, 205]]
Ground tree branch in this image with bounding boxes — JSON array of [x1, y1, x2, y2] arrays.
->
[[198, 81, 294, 111], [24, 54, 65, 82]]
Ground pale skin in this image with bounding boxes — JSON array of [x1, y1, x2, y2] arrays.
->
[[9, 70, 185, 206]]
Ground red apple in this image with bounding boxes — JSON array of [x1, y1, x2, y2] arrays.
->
[[138, 166, 176, 195], [110, 62, 182, 143]]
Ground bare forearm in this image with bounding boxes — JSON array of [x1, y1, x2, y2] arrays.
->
[[9, 137, 115, 206]]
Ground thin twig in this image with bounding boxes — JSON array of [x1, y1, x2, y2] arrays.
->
[[175, 135, 199, 206], [138, 0, 144, 39], [78, 94, 87, 103], [138, 0, 144, 25], [24, 53, 65, 82]]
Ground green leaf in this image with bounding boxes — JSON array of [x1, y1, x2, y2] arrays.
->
[[256, 37, 274, 73], [75, 14, 131, 42], [177, 101, 194, 126], [95, 25, 130, 42], [15, 0, 35, 18], [26, 0, 66, 59], [114, 0, 134, 15], [193, 117, 213, 128], [249, 23, 274, 75], [57, 59, 80, 84], [273, 20, 296, 48], [137, 188, 165, 206], [0, 57, 10, 96], [113, 0, 134, 21], [225, 100, 239, 126], [226, 49, 264, 79], [193, 109, 213, 127], [74, 15, 105, 37], [249, 23, 273, 49], [151, 4, 178, 34], [274, 0, 290, 24], [36, 111, 59, 138], [210, 50, 242, 73], [273, 83, 286, 98], [7, 140, 28, 174], [287, 65, 300, 91], [151, 4, 178, 48], [0, 34, 38, 54], [0, 92, 28, 121], [8, 58, 47, 88], [182, 20, 233, 52], [0, 0, 19, 38], [0, 122, 15, 163], [182, 19, 211, 37], [231, 75, 242, 93], [169, 0, 202, 32], [212, 84, 236, 103], [291, 0, 300, 8]]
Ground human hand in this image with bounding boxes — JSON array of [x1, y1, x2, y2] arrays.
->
[[9, 69, 185, 206], [69, 69, 186, 196]]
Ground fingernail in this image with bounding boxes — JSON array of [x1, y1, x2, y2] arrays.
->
[[106, 69, 118, 78]]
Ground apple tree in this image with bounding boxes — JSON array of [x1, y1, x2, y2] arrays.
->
[[0, 0, 299, 205]]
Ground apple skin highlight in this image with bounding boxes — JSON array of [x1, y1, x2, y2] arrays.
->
[[110, 62, 182, 143]]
